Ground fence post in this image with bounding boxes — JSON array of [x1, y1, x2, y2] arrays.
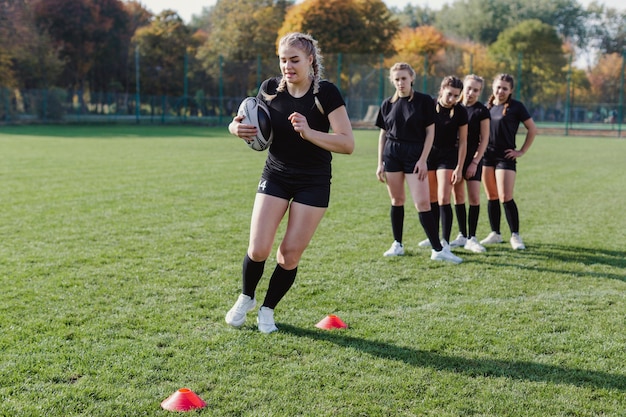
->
[[219, 55, 224, 125], [135, 45, 140, 124], [184, 52, 188, 122], [516, 52, 522, 100], [565, 54, 572, 136], [378, 54, 384, 105], [257, 54, 262, 91], [618, 49, 625, 138], [422, 54, 428, 92], [336, 53, 342, 94]]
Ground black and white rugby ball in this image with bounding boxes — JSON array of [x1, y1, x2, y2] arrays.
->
[[237, 97, 273, 151]]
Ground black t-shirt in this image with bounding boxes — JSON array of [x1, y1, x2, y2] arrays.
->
[[258, 77, 345, 177], [433, 101, 468, 151], [375, 91, 435, 143], [464, 101, 490, 157], [488, 99, 531, 153]]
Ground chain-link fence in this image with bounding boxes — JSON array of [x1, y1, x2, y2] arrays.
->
[[1, 52, 624, 137]]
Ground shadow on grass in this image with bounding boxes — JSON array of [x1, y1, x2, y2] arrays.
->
[[280, 324, 626, 392], [482, 243, 626, 282], [0, 124, 225, 138]]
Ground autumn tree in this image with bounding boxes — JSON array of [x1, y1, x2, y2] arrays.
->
[[587, 53, 624, 104], [390, 26, 447, 77], [33, 0, 132, 92], [488, 19, 567, 106], [278, 0, 398, 55]]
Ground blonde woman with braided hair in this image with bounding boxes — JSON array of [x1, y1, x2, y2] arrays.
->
[[480, 73, 537, 250], [226, 32, 354, 333]]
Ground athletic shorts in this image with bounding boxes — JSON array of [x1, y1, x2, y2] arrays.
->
[[483, 151, 517, 172], [462, 159, 483, 181], [427, 147, 457, 171], [383, 140, 426, 174], [257, 174, 331, 208]]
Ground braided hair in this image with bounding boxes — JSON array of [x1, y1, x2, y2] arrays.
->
[[487, 73, 514, 115], [388, 62, 415, 103], [264, 32, 325, 113], [436, 75, 463, 118]]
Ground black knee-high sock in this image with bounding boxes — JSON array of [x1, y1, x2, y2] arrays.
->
[[454, 203, 467, 237], [242, 254, 265, 298], [419, 211, 443, 251], [487, 199, 501, 234], [468, 205, 480, 238], [503, 199, 520, 234], [440, 204, 453, 243], [263, 264, 298, 309], [390, 205, 404, 243], [430, 202, 440, 228]]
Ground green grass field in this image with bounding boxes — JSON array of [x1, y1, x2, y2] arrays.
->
[[0, 125, 624, 416]]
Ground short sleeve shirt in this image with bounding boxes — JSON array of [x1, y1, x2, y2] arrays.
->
[[465, 101, 490, 155], [433, 101, 468, 151], [259, 77, 345, 177], [375, 91, 435, 143], [488, 99, 531, 153]]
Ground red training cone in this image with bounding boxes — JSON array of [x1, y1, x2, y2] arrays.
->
[[315, 314, 347, 330], [161, 388, 206, 412]]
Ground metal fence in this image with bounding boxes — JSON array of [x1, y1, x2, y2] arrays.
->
[[1, 52, 624, 137]]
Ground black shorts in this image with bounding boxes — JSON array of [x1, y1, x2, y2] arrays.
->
[[483, 151, 517, 171], [462, 159, 483, 181], [257, 174, 331, 208], [427, 147, 457, 171], [383, 140, 426, 174]]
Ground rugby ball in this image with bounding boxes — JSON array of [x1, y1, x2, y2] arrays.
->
[[237, 97, 273, 151]]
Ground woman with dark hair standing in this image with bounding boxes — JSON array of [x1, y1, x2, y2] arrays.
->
[[376, 63, 461, 264], [480, 74, 537, 250], [225, 32, 354, 333], [426, 76, 468, 250]]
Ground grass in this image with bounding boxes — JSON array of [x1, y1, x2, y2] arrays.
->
[[0, 125, 624, 416]]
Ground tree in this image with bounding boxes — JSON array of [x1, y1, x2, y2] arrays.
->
[[196, 0, 293, 98], [586, 2, 626, 56], [278, 0, 398, 55], [488, 19, 567, 106], [390, 26, 447, 76], [587, 53, 624, 104], [133, 10, 198, 96], [33, 0, 132, 92]]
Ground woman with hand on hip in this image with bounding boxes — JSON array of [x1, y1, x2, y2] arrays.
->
[[480, 73, 537, 250]]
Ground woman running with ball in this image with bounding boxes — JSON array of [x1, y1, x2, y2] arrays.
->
[[225, 32, 354, 333]]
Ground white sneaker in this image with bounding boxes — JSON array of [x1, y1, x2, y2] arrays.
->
[[440, 239, 450, 249], [430, 246, 463, 264], [480, 231, 503, 245], [418, 238, 432, 248], [225, 294, 256, 327], [464, 236, 486, 253], [449, 233, 467, 247], [383, 240, 404, 256], [257, 306, 278, 333], [510, 233, 526, 250]]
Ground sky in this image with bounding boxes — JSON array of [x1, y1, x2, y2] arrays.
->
[[138, 0, 624, 23]]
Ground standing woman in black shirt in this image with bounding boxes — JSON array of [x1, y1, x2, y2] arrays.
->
[[376, 63, 461, 264], [450, 74, 490, 253], [480, 74, 537, 250], [426, 76, 468, 250]]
